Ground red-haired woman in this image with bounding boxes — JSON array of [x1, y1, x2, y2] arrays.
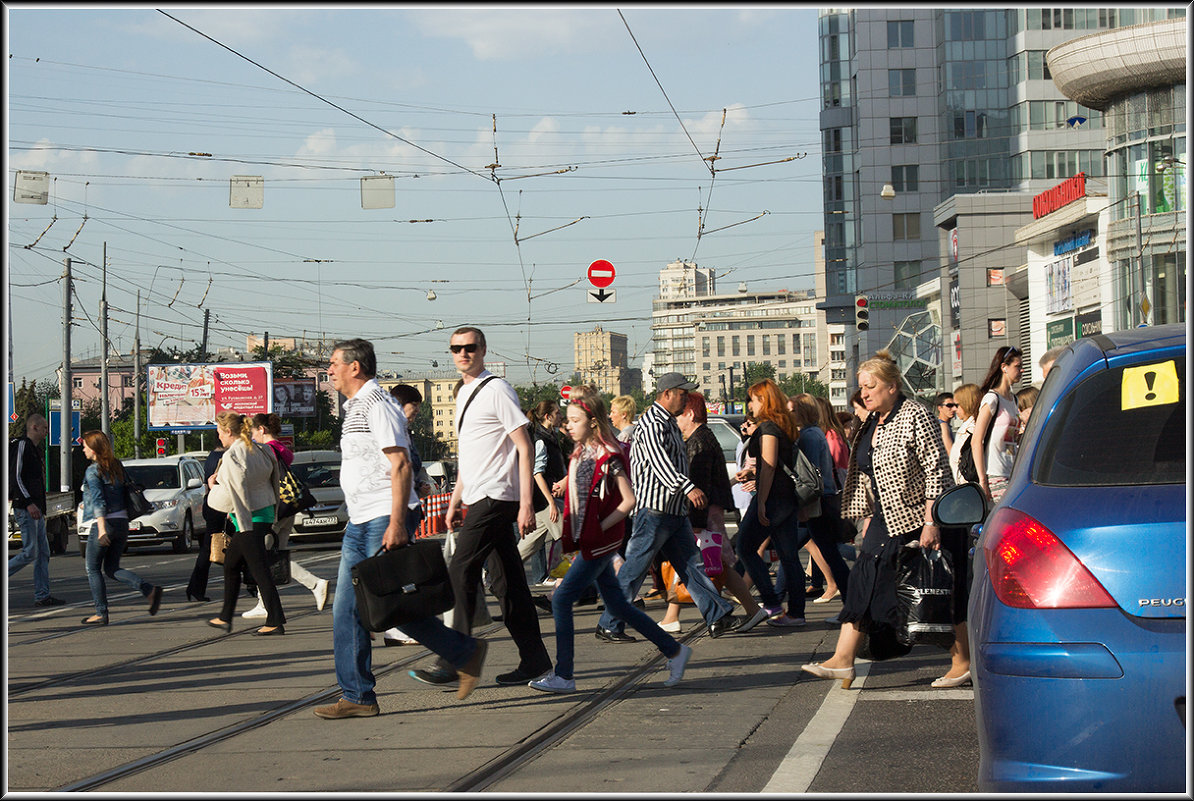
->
[[79, 431, 163, 625], [734, 379, 807, 626]]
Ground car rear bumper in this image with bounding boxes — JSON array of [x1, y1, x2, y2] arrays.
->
[[972, 593, 1186, 792]]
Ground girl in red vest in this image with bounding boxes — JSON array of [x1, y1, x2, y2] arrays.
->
[[528, 387, 692, 693]]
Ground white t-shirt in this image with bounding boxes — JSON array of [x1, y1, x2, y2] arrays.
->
[[949, 416, 976, 485], [339, 379, 419, 524], [455, 371, 527, 506], [981, 390, 1020, 479]]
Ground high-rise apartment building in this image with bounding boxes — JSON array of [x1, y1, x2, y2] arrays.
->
[[817, 7, 1184, 388], [574, 325, 632, 396]]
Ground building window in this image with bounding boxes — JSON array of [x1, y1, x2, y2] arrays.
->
[[746, 336, 756, 357], [891, 165, 918, 192], [894, 260, 921, 289], [887, 20, 914, 48], [888, 69, 916, 97], [716, 336, 725, 357], [890, 117, 917, 145], [777, 336, 786, 355], [703, 362, 711, 372], [892, 213, 921, 241], [824, 128, 843, 154], [122, 375, 133, 387], [731, 336, 740, 357], [702, 340, 710, 358], [762, 335, 771, 356], [803, 334, 817, 365], [778, 360, 787, 369], [73, 377, 83, 389], [792, 334, 801, 355]]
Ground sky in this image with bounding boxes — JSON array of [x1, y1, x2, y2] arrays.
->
[[6, 5, 825, 390]]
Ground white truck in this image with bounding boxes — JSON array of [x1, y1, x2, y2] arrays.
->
[[7, 490, 75, 555]]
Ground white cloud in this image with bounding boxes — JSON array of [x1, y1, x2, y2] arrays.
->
[[407, 8, 620, 61], [123, 9, 314, 49], [284, 44, 359, 86]]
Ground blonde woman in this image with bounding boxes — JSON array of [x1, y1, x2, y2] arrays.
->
[[609, 394, 638, 444], [206, 411, 285, 635], [948, 384, 981, 485]]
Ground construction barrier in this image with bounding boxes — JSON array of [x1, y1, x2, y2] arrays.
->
[[416, 492, 452, 539]]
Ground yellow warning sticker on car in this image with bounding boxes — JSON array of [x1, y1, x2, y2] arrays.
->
[[1122, 360, 1180, 410]]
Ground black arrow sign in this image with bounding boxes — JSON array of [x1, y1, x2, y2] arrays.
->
[[590, 289, 614, 302]]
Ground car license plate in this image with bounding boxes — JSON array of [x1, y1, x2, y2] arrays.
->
[[307, 516, 337, 526], [128, 520, 141, 530]]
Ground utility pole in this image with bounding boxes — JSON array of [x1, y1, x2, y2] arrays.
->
[[263, 331, 269, 360], [198, 308, 210, 361], [1135, 191, 1147, 326], [60, 258, 73, 493], [100, 242, 111, 440], [134, 291, 142, 458]]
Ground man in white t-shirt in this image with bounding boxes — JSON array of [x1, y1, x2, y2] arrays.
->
[[410, 327, 552, 689], [313, 339, 488, 719]]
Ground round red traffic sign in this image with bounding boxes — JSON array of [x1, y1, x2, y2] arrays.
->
[[587, 260, 616, 289], [560, 385, 572, 400]]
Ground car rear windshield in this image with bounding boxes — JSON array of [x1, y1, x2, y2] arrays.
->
[[706, 421, 743, 463], [1033, 357, 1185, 486], [126, 465, 181, 490], [291, 461, 340, 488]]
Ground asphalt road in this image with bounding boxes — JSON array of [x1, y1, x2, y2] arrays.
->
[[6, 535, 979, 793]]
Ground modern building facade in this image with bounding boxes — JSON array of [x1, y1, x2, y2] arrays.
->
[[817, 7, 1185, 389]]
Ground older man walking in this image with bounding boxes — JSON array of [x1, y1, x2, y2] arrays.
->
[[410, 326, 552, 688], [9, 413, 65, 607], [313, 339, 487, 719], [596, 373, 740, 642]]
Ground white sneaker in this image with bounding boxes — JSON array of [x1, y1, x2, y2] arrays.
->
[[313, 578, 329, 611], [659, 619, 681, 633], [664, 643, 692, 687], [529, 671, 576, 693], [241, 600, 267, 619]]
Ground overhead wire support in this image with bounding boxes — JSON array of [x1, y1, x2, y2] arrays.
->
[[618, 8, 710, 174], [24, 215, 58, 250], [158, 9, 490, 182]]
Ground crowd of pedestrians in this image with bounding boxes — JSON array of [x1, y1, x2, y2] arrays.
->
[[10, 326, 1040, 715]]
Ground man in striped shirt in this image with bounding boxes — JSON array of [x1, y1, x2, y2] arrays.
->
[[596, 373, 740, 642]]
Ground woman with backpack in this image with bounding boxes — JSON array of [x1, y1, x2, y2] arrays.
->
[[528, 387, 691, 693], [970, 346, 1024, 504], [79, 431, 163, 625]]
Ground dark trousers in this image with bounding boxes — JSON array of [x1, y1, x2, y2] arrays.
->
[[436, 497, 550, 674], [806, 494, 851, 595], [187, 510, 225, 599], [219, 521, 286, 627]]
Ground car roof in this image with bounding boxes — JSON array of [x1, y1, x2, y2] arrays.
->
[[123, 455, 199, 468], [290, 449, 341, 463]]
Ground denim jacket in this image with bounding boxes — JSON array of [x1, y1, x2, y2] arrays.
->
[[82, 463, 127, 521]]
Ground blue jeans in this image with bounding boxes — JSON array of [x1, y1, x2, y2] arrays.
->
[[552, 550, 680, 680], [9, 508, 51, 601], [736, 496, 808, 618], [333, 514, 478, 706], [598, 508, 733, 633], [84, 520, 152, 616]]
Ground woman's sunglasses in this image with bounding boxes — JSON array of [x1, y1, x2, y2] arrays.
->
[[449, 343, 479, 354]]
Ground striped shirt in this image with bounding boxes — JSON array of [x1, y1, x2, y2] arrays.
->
[[629, 401, 695, 516], [339, 378, 417, 524]]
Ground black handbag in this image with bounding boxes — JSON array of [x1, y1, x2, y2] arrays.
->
[[123, 481, 153, 520], [351, 540, 455, 631], [267, 547, 291, 586]]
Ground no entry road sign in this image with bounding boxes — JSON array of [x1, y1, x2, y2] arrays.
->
[[587, 260, 616, 289]]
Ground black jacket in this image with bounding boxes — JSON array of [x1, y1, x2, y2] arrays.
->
[[9, 436, 47, 513], [531, 423, 567, 513]]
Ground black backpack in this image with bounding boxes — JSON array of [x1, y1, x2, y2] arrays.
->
[[531, 424, 566, 513], [956, 423, 993, 484]]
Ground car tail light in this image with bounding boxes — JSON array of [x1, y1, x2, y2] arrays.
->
[[984, 507, 1116, 609]]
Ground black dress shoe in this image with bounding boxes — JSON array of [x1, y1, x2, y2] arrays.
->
[[409, 665, 458, 686], [595, 625, 637, 643], [494, 665, 552, 685], [34, 596, 66, 607], [533, 595, 554, 613], [147, 586, 163, 616], [252, 625, 285, 636], [709, 612, 742, 638], [81, 615, 109, 626], [186, 592, 211, 603]]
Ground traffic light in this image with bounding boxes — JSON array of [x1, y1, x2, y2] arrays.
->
[[155, 437, 167, 457], [855, 295, 870, 331]]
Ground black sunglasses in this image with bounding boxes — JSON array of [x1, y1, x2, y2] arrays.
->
[[1003, 346, 1021, 362], [449, 343, 479, 354], [943, 402, 958, 408]]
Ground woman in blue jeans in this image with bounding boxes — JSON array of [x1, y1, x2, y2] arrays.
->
[[530, 388, 692, 693], [79, 431, 163, 626], [734, 380, 808, 627]]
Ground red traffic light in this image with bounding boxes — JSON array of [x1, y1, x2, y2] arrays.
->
[[156, 437, 167, 456], [856, 297, 868, 308]]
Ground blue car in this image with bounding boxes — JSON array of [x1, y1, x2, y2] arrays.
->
[[967, 324, 1186, 792]]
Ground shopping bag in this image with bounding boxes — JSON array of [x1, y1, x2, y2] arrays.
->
[[267, 547, 291, 586], [351, 541, 455, 631], [895, 545, 956, 649], [694, 529, 724, 577]]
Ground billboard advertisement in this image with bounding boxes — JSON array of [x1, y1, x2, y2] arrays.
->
[[272, 379, 317, 418], [147, 362, 272, 430]]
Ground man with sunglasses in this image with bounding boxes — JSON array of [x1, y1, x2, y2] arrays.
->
[[410, 327, 552, 688], [935, 391, 957, 454]]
